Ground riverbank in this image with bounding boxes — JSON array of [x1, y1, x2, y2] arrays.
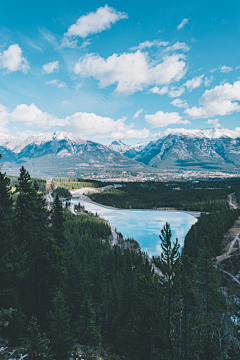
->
[[71, 189, 201, 218]]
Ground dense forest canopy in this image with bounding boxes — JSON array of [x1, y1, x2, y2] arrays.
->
[[1, 160, 240, 359]]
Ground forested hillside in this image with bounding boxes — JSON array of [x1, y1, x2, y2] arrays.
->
[[1, 159, 240, 359], [89, 180, 240, 212]]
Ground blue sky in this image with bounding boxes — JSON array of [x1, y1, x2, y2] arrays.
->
[[1, 0, 240, 144]]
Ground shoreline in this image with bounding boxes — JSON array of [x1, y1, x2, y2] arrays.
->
[[70, 191, 200, 218]]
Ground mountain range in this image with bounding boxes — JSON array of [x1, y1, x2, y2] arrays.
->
[[0, 128, 240, 176]]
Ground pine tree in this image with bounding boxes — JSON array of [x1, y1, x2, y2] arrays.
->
[[76, 297, 101, 346], [0, 166, 26, 344], [22, 315, 51, 360], [194, 242, 223, 360], [46, 289, 73, 360], [153, 222, 180, 360]]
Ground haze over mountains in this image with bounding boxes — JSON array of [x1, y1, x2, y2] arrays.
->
[[0, 128, 240, 177]]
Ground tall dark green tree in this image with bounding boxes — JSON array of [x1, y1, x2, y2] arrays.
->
[[46, 289, 73, 360], [153, 223, 180, 360]]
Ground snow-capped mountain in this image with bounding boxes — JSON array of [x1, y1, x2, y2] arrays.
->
[[133, 128, 240, 169], [0, 131, 144, 172], [108, 140, 150, 158], [1, 128, 240, 175]]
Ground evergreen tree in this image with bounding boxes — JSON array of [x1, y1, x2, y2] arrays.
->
[[22, 315, 51, 360], [76, 297, 101, 346], [46, 289, 73, 360], [153, 223, 180, 360], [194, 242, 223, 360]]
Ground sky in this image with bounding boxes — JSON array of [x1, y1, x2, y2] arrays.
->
[[1, 0, 240, 144]]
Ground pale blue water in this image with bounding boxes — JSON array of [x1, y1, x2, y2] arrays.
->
[[68, 197, 197, 257]]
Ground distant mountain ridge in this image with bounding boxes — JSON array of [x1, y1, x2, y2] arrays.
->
[[108, 128, 240, 170], [1, 128, 240, 176], [0, 131, 145, 176], [108, 139, 150, 158]]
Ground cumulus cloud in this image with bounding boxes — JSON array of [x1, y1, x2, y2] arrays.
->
[[74, 51, 187, 95], [133, 109, 143, 119], [185, 81, 240, 119], [46, 79, 66, 88], [130, 40, 169, 51], [177, 18, 189, 30], [63, 112, 150, 139], [145, 110, 190, 128], [171, 98, 188, 108], [0, 44, 29, 73], [62, 5, 128, 47], [0, 103, 150, 140], [10, 103, 65, 128], [184, 75, 204, 91], [149, 86, 169, 95], [205, 118, 221, 127], [165, 42, 190, 52], [42, 60, 59, 74], [150, 75, 203, 99]]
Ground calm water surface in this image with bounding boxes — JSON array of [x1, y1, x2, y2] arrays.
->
[[69, 197, 197, 257]]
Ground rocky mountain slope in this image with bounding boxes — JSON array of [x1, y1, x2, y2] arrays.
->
[[108, 140, 149, 158], [0, 131, 145, 177], [1, 128, 240, 176], [132, 128, 240, 170]]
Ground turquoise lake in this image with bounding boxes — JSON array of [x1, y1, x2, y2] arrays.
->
[[68, 196, 197, 257]]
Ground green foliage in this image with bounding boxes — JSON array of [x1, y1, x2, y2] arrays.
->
[[89, 180, 240, 211], [184, 208, 240, 259], [1, 162, 240, 359], [52, 177, 111, 191], [52, 187, 71, 199], [46, 289, 73, 360], [22, 315, 51, 360], [8, 175, 46, 192]]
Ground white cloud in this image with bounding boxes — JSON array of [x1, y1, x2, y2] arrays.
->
[[130, 40, 169, 51], [210, 65, 233, 73], [205, 118, 221, 127], [185, 80, 240, 119], [184, 75, 204, 91], [10, 103, 65, 128], [42, 60, 59, 74], [171, 98, 188, 108], [0, 103, 150, 139], [0, 104, 10, 132], [133, 109, 143, 119], [204, 76, 214, 86], [165, 42, 190, 52], [62, 5, 128, 46], [16, 130, 45, 137], [0, 44, 29, 73], [236, 66, 240, 70], [219, 65, 233, 73], [145, 110, 190, 128], [106, 128, 151, 140], [150, 85, 185, 98], [177, 18, 189, 30], [74, 51, 187, 95], [168, 86, 185, 97], [46, 79, 66, 88], [149, 86, 169, 95], [150, 75, 203, 99], [64, 112, 150, 139]]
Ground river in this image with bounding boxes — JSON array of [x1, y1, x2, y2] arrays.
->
[[66, 195, 197, 257]]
